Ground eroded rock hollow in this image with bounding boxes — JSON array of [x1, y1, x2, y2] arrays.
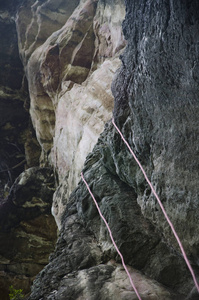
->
[[1, 0, 199, 299]]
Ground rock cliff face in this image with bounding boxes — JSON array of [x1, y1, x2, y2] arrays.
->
[[1, 0, 126, 298], [0, 0, 41, 198], [16, 0, 126, 229], [0, 168, 57, 299], [1, 0, 199, 299]]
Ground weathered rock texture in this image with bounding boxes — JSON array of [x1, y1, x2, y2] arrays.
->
[[15, 0, 126, 228], [0, 1, 47, 298], [0, 0, 41, 198], [1, 0, 126, 298], [0, 168, 57, 300], [0, 1, 28, 195], [1, 0, 199, 299], [24, 0, 199, 299]]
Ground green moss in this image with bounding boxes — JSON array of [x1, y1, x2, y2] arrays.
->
[[9, 285, 24, 300]]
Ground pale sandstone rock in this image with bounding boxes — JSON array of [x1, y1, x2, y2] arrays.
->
[[102, 262, 172, 300], [16, 0, 81, 64], [93, 0, 126, 63], [8, 0, 199, 299], [51, 57, 121, 228], [16, 0, 126, 228], [25, 0, 104, 156], [75, 262, 173, 300]]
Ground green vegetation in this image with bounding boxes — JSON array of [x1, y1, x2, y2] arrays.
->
[[9, 285, 24, 300]]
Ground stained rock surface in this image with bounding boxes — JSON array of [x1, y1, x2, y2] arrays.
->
[[27, 0, 199, 299], [0, 1, 28, 196], [0, 167, 57, 299], [1, 0, 127, 298], [0, 0, 41, 198], [15, 0, 126, 228], [1, 0, 199, 299]]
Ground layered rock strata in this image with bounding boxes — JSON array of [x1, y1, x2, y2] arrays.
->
[[16, 0, 126, 228], [1, 0, 199, 299], [0, 0, 41, 197], [1, 0, 127, 298], [0, 167, 57, 299], [26, 0, 199, 299]]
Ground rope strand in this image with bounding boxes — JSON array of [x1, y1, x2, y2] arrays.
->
[[81, 172, 142, 300], [112, 118, 199, 293]]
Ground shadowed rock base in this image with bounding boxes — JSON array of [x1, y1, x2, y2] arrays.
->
[[0, 168, 57, 299]]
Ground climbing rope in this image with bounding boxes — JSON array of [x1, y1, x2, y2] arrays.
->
[[112, 118, 199, 293], [81, 172, 142, 300]]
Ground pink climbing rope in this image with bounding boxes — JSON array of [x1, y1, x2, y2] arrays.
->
[[81, 172, 142, 300], [112, 118, 199, 293]]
